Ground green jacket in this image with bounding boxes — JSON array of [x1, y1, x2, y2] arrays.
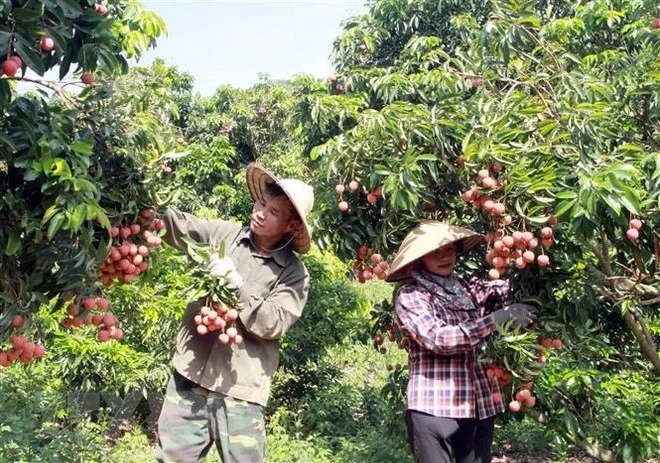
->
[[162, 208, 310, 406]]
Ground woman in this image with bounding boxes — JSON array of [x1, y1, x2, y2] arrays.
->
[[386, 220, 536, 463]]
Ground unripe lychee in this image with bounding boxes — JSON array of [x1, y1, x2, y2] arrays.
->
[[335, 184, 345, 194], [348, 180, 359, 192], [338, 201, 349, 212]]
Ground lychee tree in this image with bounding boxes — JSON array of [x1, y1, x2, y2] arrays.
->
[[0, 1, 170, 363], [293, 0, 659, 460], [171, 75, 308, 217]]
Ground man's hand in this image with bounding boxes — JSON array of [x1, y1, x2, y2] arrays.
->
[[490, 303, 537, 328]]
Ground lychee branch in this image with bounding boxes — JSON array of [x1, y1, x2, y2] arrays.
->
[[5, 76, 79, 106]]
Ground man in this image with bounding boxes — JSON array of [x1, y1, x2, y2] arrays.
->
[[386, 220, 536, 463], [156, 163, 314, 463]]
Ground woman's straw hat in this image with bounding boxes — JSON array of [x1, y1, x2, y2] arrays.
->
[[385, 220, 485, 282], [246, 163, 314, 254]]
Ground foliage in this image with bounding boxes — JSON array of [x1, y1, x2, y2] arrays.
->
[[0, 1, 170, 350], [171, 75, 309, 217], [0, 360, 109, 462], [292, 0, 660, 459], [267, 342, 410, 463]]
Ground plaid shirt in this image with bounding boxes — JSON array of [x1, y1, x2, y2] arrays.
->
[[394, 269, 509, 419]]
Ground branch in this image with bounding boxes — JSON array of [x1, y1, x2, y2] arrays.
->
[[621, 308, 660, 375], [7, 76, 81, 107], [639, 295, 660, 306], [600, 231, 613, 276]]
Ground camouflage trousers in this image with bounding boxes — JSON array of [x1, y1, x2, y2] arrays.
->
[[156, 371, 266, 463]]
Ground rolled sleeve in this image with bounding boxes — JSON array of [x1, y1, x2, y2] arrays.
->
[[162, 208, 215, 250], [395, 286, 495, 355], [239, 263, 309, 340]]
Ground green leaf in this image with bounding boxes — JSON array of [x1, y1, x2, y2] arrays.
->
[[5, 230, 21, 256], [554, 199, 576, 218], [600, 194, 621, 216], [12, 5, 45, 22], [13, 36, 46, 76], [55, 0, 84, 19], [46, 212, 66, 240], [95, 209, 111, 231], [42, 205, 59, 224], [71, 140, 93, 155], [0, 129, 15, 151]]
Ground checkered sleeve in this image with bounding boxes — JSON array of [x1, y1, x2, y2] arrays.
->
[[395, 285, 496, 356], [465, 276, 511, 315]]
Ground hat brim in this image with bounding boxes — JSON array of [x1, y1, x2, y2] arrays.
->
[[385, 223, 485, 282], [246, 163, 312, 254]]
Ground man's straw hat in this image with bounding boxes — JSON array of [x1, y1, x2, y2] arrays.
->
[[246, 163, 314, 254], [385, 220, 485, 282]]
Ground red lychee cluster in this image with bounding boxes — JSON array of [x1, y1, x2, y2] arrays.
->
[[353, 244, 390, 283], [461, 165, 557, 278], [373, 324, 409, 371], [194, 302, 243, 345], [61, 294, 123, 342], [335, 180, 384, 211], [98, 208, 165, 286], [0, 314, 46, 367], [508, 384, 536, 412], [335, 180, 359, 212], [486, 363, 512, 387], [461, 164, 507, 215], [504, 337, 562, 412], [483, 223, 555, 279], [626, 218, 642, 242]]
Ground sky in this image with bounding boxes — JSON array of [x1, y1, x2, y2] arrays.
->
[[138, 1, 368, 95]]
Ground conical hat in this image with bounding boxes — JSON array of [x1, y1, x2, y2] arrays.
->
[[385, 220, 485, 282], [246, 163, 314, 254]]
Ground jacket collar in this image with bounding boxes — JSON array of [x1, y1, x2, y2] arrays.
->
[[238, 227, 294, 267]]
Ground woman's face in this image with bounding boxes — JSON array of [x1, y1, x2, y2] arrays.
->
[[421, 243, 457, 277]]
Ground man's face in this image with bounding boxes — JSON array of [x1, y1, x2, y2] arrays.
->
[[250, 194, 300, 241], [421, 243, 457, 277]]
